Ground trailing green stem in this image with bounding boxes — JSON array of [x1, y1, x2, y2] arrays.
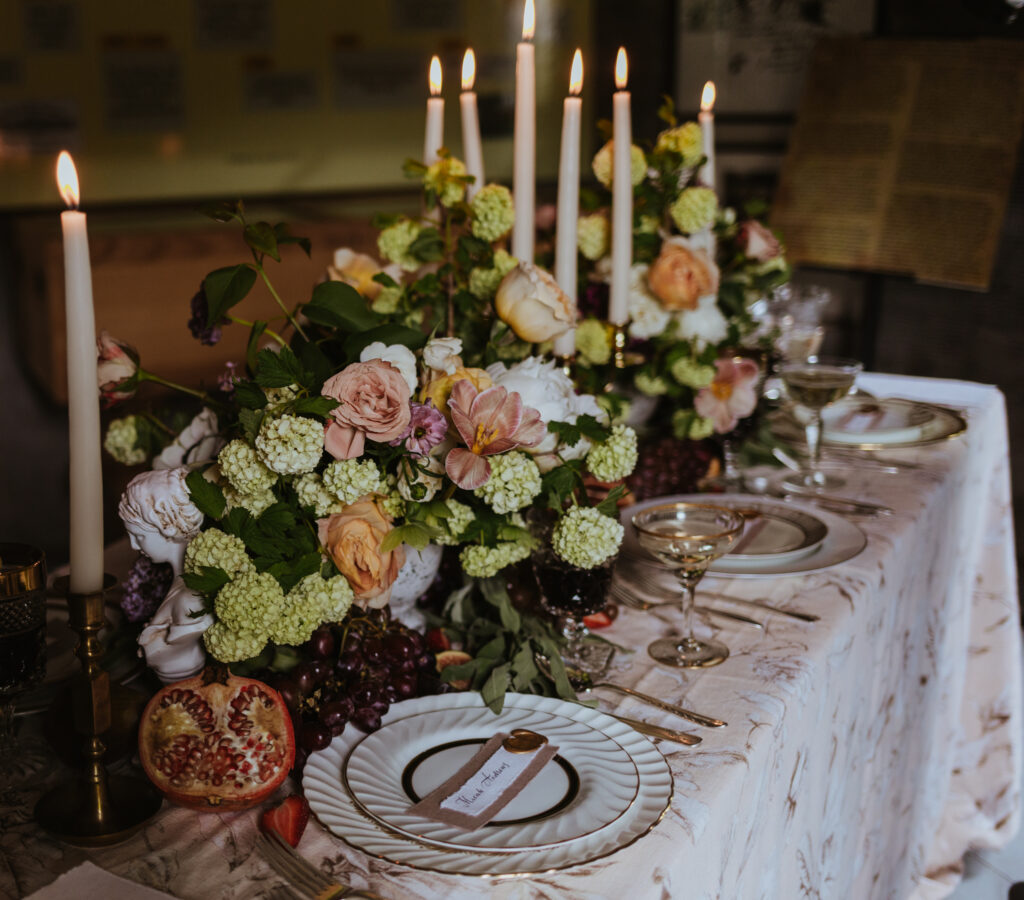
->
[[255, 261, 309, 341], [227, 315, 287, 347]]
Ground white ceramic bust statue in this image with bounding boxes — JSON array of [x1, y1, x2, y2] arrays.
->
[[118, 468, 212, 683]]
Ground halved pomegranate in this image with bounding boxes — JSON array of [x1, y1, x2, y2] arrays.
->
[[138, 668, 295, 811]]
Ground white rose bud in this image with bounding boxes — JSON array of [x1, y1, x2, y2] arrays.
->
[[396, 456, 443, 502], [359, 341, 418, 395], [423, 337, 463, 375], [494, 262, 574, 343]]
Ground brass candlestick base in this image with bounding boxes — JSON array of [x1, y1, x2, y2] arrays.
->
[[554, 354, 575, 378], [610, 323, 644, 370], [34, 574, 162, 847]]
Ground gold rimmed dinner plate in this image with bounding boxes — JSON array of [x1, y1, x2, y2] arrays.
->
[[303, 692, 673, 876]]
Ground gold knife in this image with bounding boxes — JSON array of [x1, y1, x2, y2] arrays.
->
[[610, 713, 702, 745]]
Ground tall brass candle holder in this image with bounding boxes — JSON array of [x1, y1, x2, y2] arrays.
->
[[34, 574, 161, 846], [555, 354, 575, 378], [610, 323, 643, 370]]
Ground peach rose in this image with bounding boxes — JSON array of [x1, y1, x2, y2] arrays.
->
[[322, 359, 411, 459], [318, 498, 405, 608], [326, 248, 401, 301], [737, 221, 781, 263], [494, 262, 574, 342], [646, 238, 720, 311], [421, 366, 493, 421]]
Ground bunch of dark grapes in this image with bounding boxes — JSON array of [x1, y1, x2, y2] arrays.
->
[[627, 436, 720, 500], [273, 607, 447, 769]]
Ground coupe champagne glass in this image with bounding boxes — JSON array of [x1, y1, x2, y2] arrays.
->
[[631, 503, 744, 668], [0, 544, 47, 757], [778, 356, 863, 491]]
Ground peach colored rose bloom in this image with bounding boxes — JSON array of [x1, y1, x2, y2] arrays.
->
[[494, 263, 574, 342], [326, 248, 400, 301], [421, 366, 493, 421], [321, 359, 411, 460], [318, 498, 405, 608], [647, 238, 720, 312]]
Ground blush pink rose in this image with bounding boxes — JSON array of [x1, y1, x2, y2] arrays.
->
[[737, 220, 781, 262], [321, 359, 412, 459], [96, 331, 140, 406]]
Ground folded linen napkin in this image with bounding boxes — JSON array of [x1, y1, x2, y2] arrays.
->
[[25, 862, 174, 900]]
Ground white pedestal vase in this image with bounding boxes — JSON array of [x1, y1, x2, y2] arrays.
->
[[387, 544, 443, 630]]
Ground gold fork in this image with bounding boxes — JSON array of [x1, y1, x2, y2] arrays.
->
[[257, 832, 388, 900]]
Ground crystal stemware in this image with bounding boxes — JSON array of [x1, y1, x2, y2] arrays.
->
[[532, 543, 617, 675], [778, 356, 863, 491], [631, 503, 744, 668], [0, 544, 47, 758]]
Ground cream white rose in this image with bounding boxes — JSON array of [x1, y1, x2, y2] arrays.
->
[[627, 265, 672, 340], [676, 294, 728, 350], [360, 342, 418, 394], [422, 337, 463, 375], [494, 263, 574, 343], [396, 455, 443, 502]]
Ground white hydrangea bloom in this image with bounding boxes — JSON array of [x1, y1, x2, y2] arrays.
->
[[255, 415, 323, 476], [473, 452, 542, 514], [322, 458, 383, 505], [218, 439, 277, 495], [293, 473, 344, 517], [552, 507, 623, 569]]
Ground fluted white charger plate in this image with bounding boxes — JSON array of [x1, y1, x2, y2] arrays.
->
[[303, 692, 673, 876]]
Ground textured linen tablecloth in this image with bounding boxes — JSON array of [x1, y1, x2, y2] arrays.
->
[[2, 374, 1020, 900]]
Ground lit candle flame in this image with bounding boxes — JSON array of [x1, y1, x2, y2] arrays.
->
[[615, 47, 628, 90], [56, 150, 80, 209], [522, 0, 535, 41], [701, 80, 716, 112], [429, 55, 442, 96], [569, 49, 583, 95], [462, 49, 476, 91]]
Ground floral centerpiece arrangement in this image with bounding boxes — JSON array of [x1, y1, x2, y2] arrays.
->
[[103, 158, 638, 745], [561, 101, 791, 491]]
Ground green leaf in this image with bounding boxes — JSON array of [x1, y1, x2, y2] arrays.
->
[[511, 645, 537, 691], [380, 522, 432, 554], [258, 502, 296, 533], [657, 94, 678, 127], [238, 408, 264, 443], [181, 565, 230, 595], [233, 381, 267, 409], [267, 551, 320, 593], [201, 201, 243, 223], [245, 320, 268, 371], [244, 221, 280, 261], [204, 264, 257, 325], [575, 414, 610, 443], [402, 158, 428, 178], [303, 280, 381, 332], [274, 222, 312, 257], [289, 396, 338, 418], [253, 346, 306, 389], [371, 212, 401, 229], [185, 470, 226, 520], [295, 339, 334, 389], [476, 635, 507, 660], [481, 663, 510, 712], [595, 485, 627, 518], [408, 227, 444, 262], [220, 506, 254, 538]]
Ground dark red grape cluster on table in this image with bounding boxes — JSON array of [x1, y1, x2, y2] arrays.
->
[[270, 607, 449, 771], [627, 436, 721, 501]]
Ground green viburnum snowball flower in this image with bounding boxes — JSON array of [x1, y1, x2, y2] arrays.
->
[[637, 214, 660, 234], [218, 439, 277, 496], [264, 384, 300, 405], [322, 459, 383, 506], [103, 416, 145, 465], [379, 490, 406, 520], [468, 249, 517, 299], [586, 425, 638, 482], [577, 214, 610, 261], [272, 573, 354, 646], [670, 357, 716, 389], [575, 318, 612, 366], [377, 219, 423, 272], [671, 409, 714, 441], [435, 499, 475, 546], [184, 528, 251, 577], [656, 122, 704, 167], [634, 372, 670, 396], [473, 451, 542, 514], [592, 141, 647, 188], [213, 569, 284, 636], [459, 541, 531, 578], [203, 621, 267, 663], [669, 187, 718, 234], [426, 157, 468, 207], [552, 507, 623, 569], [293, 473, 343, 517], [222, 482, 277, 518], [470, 184, 515, 242], [255, 414, 323, 476], [371, 285, 403, 314]]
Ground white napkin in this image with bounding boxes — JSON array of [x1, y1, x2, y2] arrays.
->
[[24, 862, 174, 900]]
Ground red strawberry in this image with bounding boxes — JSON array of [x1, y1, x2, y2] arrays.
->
[[425, 627, 452, 652], [260, 795, 311, 848], [583, 611, 614, 629]]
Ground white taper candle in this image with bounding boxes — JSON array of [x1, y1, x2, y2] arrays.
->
[[553, 50, 584, 358], [511, 0, 535, 261], [609, 47, 632, 326]]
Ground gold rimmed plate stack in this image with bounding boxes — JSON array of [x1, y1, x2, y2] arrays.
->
[[302, 692, 673, 876]]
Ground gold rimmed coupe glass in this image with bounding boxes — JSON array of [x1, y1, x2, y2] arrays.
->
[[778, 356, 863, 491], [631, 503, 744, 668]]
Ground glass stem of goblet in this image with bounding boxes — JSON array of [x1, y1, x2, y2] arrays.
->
[[722, 437, 741, 486], [805, 412, 826, 488], [562, 614, 587, 664], [676, 573, 701, 650]]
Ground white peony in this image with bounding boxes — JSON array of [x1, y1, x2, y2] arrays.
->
[[676, 294, 729, 350], [486, 358, 604, 471], [153, 409, 223, 470], [360, 341, 418, 394], [422, 337, 463, 375], [626, 265, 672, 340]]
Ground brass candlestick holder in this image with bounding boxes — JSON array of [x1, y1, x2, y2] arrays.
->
[[554, 354, 575, 378], [34, 574, 161, 847], [610, 323, 643, 370]]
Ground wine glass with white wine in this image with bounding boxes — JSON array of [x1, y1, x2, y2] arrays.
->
[[778, 356, 863, 491], [631, 503, 744, 668]]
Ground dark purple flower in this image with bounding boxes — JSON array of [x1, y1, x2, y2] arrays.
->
[[217, 361, 240, 394], [188, 288, 224, 346], [121, 556, 174, 623], [580, 280, 609, 318], [390, 401, 448, 456]]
